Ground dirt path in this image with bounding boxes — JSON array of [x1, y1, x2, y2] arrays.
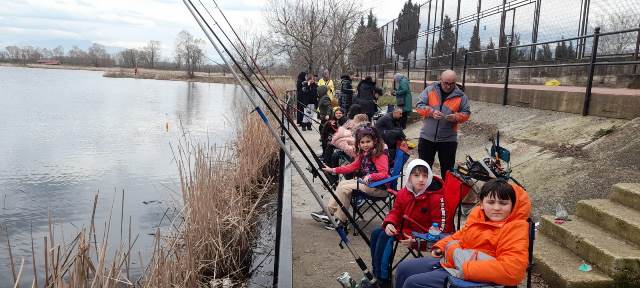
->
[[290, 101, 637, 287]]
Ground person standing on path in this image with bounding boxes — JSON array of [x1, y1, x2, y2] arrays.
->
[[318, 69, 336, 107], [415, 70, 470, 179], [393, 73, 412, 128], [296, 71, 307, 125], [339, 71, 355, 112], [301, 74, 319, 131], [356, 76, 383, 121]]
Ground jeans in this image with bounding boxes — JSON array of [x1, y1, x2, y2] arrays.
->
[[395, 257, 449, 288]]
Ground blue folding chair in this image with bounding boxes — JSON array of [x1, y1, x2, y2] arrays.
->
[[350, 149, 410, 235]]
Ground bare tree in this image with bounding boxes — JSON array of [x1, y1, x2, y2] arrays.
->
[[593, 13, 640, 56], [232, 22, 275, 72], [321, 0, 361, 75], [88, 43, 109, 67], [53, 46, 65, 59], [265, 0, 331, 73], [117, 48, 139, 68], [143, 40, 161, 68], [175, 30, 205, 78], [5, 46, 21, 62]]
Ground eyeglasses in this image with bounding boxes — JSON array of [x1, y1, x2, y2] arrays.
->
[[442, 81, 456, 86]]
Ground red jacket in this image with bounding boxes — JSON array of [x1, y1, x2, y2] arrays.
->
[[334, 152, 389, 181], [382, 176, 455, 235]]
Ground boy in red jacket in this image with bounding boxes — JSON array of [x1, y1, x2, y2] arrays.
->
[[370, 159, 454, 284]]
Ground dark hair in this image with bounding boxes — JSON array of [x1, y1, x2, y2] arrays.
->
[[479, 179, 516, 206], [354, 125, 385, 157], [410, 165, 430, 175], [347, 104, 363, 119], [365, 76, 373, 82], [297, 71, 306, 82]]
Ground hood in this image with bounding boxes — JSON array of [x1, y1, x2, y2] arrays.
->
[[404, 159, 433, 196], [318, 85, 328, 97], [341, 75, 351, 80], [468, 183, 531, 225]]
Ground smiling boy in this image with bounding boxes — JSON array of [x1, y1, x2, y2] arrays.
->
[[395, 179, 531, 288]]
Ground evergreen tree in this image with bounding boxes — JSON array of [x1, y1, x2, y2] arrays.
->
[[510, 33, 526, 62], [567, 41, 576, 59], [468, 25, 481, 65], [484, 37, 498, 64], [366, 9, 377, 29], [394, 0, 421, 67], [536, 43, 553, 61], [555, 40, 567, 59], [434, 15, 455, 66]]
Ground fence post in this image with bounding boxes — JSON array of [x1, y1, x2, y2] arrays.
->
[[584, 27, 600, 116], [393, 56, 398, 90], [450, 51, 456, 70], [423, 57, 428, 89], [502, 42, 513, 106], [462, 52, 468, 91], [374, 65, 378, 83], [381, 65, 385, 88]]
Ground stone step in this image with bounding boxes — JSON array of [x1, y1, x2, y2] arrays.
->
[[610, 183, 640, 211], [576, 199, 640, 247], [533, 234, 614, 288], [540, 215, 640, 285]]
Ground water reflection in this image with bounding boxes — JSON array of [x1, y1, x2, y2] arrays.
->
[[0, 66, 246, 286]]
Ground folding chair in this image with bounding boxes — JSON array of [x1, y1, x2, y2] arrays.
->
[[350, 148, 410, 235], [441, 218, 536, 288], [385, 172, 473, 273]]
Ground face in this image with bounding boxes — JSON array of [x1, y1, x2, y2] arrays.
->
[[392, 110, 402, 119], [480, 195, 513, 222], [440, 74, 457, 93], [323, 71, 329, 79], [358, 135, 375, 153], [409, 169, 430, 192], [334, 110, 344, 119]]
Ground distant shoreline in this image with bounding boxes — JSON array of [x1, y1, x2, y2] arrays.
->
[[0, 63, 289, 84]]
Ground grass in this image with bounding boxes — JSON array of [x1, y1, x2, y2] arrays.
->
[[4, 77, 290, 287]]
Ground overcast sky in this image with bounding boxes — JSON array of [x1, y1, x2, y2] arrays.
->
[[1, 0, 403, 60]]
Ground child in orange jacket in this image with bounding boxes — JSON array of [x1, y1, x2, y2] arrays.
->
[[395, 179, 531, 288]]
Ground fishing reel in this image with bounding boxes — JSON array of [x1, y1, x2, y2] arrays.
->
[[455, 131, 513, 182]]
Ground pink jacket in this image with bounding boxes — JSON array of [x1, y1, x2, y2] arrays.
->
[[334, 152, 389, 181], [331, 126, 356, 158]]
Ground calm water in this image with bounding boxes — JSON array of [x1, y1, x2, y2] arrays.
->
[[0, 66, 247, 285]]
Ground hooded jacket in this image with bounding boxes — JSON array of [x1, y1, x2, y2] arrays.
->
[[339, 75, 354, 109], [434, 184, 531, 286], [395, 76, 412, 113], [355, 78, 383, 116], [382, 159, 455, 235], [334, 152, 389, 181], [416, 82, 471, 142]]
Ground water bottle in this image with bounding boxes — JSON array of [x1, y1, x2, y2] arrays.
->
[[427, 223, 441, 242]]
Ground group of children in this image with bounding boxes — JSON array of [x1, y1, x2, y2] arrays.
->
[[298, 72, 530, 287]]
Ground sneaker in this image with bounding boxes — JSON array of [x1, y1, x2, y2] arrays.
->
[[310, 210, 330, 223], [354, 196, 366, 208], [324, 220, 348, 231]]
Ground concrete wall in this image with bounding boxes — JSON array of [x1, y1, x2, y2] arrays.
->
[[372, 79, 640, 120]]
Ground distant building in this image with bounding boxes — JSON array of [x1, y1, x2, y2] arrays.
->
[[37, 59, 61, 65]]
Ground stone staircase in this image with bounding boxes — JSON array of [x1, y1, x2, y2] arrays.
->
[[533, 183, 640, 288]]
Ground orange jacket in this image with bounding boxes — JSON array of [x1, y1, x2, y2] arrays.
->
[[433, 184, 531, 286]]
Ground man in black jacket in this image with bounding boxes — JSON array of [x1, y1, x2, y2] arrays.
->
[[375, 106, 405, 161], [356, 76, 383, 120]]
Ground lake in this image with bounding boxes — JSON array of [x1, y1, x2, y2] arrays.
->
[[0, 66, 247, 286]]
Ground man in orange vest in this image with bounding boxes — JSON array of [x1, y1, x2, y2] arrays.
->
[[415, 70, 471, 178]]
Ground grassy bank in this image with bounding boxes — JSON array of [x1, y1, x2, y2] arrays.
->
[[4, 79, 291, 287]]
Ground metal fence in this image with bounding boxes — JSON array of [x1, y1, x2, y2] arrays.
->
[[355, 0, 640, 115]]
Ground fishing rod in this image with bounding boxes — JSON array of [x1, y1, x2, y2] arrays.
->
[[186, 0, 370, 241], [182, 1, 377, 285], [197, 0, 325, 131], [195, 0, 376, 241]]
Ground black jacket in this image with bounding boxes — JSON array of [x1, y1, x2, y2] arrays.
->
[[302, 81, 318, 105], [355, 78, 383, 116], [339, 75, 353, 109], [374, 113, 405, 149]]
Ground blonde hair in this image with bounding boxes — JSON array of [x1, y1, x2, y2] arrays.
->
[[344, 113, 369, 131]]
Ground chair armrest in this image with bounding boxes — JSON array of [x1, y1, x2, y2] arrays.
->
[[368, 175, 401, 188]]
